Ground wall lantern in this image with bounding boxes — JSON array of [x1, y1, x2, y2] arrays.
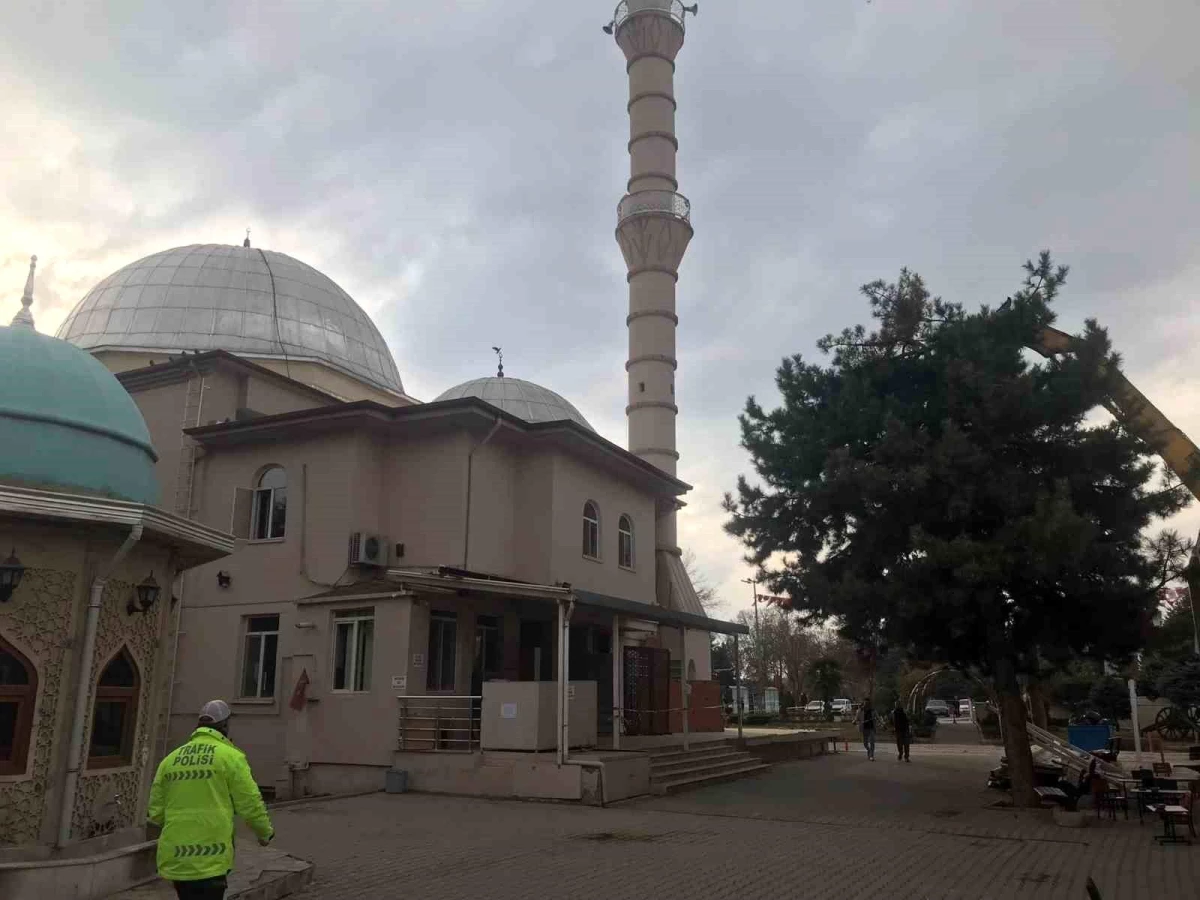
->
[[0, 549, 25, 602], [217, 571, 232, 589], [127, 572, 162, 615]]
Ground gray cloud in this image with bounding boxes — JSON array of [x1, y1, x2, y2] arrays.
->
[[2, 0, 1196, 612]]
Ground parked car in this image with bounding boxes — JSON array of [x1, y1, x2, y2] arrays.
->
[[924, 699, 951, 718], [959, 699, 974, 718], [831, 698, 853, 717], [804, 700, 825, 714]]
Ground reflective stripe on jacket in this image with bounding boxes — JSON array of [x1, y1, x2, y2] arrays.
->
[[147, 727, 274, 882]]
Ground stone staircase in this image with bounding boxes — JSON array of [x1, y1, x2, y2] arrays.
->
[[647, 740, 771, 795]]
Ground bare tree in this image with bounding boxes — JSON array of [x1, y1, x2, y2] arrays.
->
[[682, 548, 721, 612]]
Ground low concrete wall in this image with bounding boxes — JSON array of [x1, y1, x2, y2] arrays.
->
[[740, 732, 836, 763], [303, 764, 392, 797], [392, 752, 583, 801], [0, 840, 157, 900], [575, 752, 651, 805]]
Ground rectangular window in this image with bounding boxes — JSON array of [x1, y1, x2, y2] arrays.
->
[[333, 610, 374, 692], [474, 616, 500, 681], [89, 701, 130, 759], [583, 519, 599, 559], [240, 615, 280, 699], [251, 487, 286, 540], [427, 612, 458, 691], [618, 530, 633, 569], [0, 701, 18, 761]]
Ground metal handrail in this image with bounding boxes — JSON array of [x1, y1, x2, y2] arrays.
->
[[613, 0, 687, 33], [617, 190, 691, 226], [397, 695, 482, 753]]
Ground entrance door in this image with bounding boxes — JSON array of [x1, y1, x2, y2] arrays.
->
[[623, 646, 670, 735], [518, 620, 552, 681]]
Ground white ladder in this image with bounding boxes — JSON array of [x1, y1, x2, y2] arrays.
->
[[172, 373, 204, 517]]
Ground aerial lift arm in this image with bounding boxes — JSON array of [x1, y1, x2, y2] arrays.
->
[[1029, 325, 1200, 628]]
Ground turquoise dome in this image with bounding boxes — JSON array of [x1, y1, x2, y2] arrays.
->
[[0, 324, 159, 504]]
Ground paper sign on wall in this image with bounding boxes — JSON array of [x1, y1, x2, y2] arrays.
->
[[567, 685, 576, 701], [412, 653, 425, 668], [501, 703, 518, 719], [391, 675, 407, 692]]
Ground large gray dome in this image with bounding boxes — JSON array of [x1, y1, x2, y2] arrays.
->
[[435, 377, 593, 431], [56, 244, 404, 395]]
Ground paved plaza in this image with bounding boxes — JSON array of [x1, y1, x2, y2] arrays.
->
[[268, 747, 1198, 900]]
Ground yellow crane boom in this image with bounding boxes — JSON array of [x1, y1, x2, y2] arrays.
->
[[1029, 326, 1200, 625]]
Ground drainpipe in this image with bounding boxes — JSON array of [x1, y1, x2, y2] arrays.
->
[[611, 614, 621, 751], [462, 416, 503, 570], [734, 634, 743, 742], [58, 524, 144, 847], [557, 595, 575, 766]]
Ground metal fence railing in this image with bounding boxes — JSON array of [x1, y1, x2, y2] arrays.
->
[[397, 695, 481, 753]]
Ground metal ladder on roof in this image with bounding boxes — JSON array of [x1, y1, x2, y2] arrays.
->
[[172, 372, 205, 518]]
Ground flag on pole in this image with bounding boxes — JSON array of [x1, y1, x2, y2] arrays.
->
[[289, 668, 311, 711]]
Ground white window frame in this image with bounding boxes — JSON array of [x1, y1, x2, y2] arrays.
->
[[332, 609, 374, 693], [618, 514, 635, 570], [582, 501, 601, 561], [239, 615, 280, 700], [251, 466, 287, 542], [427, 612, 458, 692]]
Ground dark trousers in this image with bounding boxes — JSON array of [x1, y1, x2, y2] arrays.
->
[[172, 876, 227, 900], [895, 731, 911, 760]]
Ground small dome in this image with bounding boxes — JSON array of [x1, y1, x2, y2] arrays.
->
[[56, 244, 404, 396], [0, 324, 159, 504], [434, 377, 594, 430]]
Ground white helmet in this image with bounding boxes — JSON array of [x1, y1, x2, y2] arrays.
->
[[198, 699, 231, 726]]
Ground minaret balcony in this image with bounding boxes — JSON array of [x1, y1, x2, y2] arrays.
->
[[617, 190, 691, 227], [613, 0, 688, 33]]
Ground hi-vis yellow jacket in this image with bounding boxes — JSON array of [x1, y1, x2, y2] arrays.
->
[[147, 727, 274, 882]]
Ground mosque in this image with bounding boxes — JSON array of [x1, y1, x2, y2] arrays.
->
[[0, 5, 747, 889]]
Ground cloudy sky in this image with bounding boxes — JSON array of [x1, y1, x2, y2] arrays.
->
[[2, 0, 1197, 616]]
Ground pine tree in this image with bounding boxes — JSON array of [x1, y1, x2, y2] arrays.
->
[[724, 254, 1191, 805]]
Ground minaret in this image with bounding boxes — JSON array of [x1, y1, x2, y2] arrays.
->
[[11, 256, 37, 330], [607, 2, 696, 570]]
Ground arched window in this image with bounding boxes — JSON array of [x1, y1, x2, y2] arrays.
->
[[618, 515, 635, 570], [0, 636, 37, 776], [252, 466, 287, 540], [87, 648, 139, 769], [582, 501, 600, 560]]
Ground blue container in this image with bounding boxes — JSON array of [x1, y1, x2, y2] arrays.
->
[[1067, 724, 1112, 752]]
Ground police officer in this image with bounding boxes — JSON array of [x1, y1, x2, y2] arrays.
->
[[148, 700, 275, 899]]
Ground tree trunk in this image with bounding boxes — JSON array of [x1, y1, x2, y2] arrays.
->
[[996, 659, 1038, 808], [1026, 677, 1050, 729]]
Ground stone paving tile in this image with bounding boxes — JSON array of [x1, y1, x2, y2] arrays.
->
[[270, 750, 1199, 900]]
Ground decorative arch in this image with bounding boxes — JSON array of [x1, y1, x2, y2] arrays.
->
[[618, 514, 635, 569], [87, 646, 140, 769], [0, 633, 37, 776], [252, 465, 287, 540], [582, 500, 601, 560]]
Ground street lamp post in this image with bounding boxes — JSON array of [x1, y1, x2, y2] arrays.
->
[[742, 577, 761, 710]]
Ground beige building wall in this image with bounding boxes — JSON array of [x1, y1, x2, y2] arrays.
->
[[546, 453, 656, 602], [94, 350, 410, 407]]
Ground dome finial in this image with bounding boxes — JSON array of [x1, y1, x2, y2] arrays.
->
[[492, 346, 504, 378], [11, 255, 37, 330], [243, 228, 251, 248]]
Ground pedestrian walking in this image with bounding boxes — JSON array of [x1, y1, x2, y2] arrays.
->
[[148, 700, 275, 900], [893, 700, 911, 762], [858, 698, 877, 760]]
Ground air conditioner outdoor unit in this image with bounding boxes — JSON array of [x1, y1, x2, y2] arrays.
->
[[348, 532, 386, 567]]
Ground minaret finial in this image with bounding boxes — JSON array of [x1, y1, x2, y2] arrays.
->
[[492, 346, 504, 378], [243, 228, 251, 248], [11, 255, 37, 330]]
